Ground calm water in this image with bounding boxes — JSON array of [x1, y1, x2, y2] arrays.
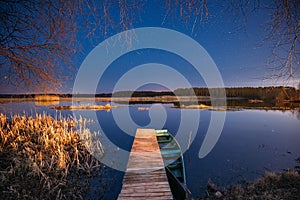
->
[[1, 101, 300, 199]]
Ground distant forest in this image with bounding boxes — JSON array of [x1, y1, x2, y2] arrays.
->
[[1, 87, 299, 101], [174, 87, 300, 101], [113, 87, 300, 101]]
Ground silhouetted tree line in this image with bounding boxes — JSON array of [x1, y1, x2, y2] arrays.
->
[[111, 86, 300, 101], [174, 87, 300, 101], [1, 87, 299, 101], [112, 91, 175, 97]]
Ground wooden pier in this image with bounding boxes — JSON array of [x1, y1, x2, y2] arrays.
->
[[118, 129, 173, 200]]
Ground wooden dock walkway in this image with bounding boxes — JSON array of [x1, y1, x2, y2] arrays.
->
[[118, 128, 173, 200]]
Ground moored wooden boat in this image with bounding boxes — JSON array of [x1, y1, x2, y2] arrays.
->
[[156, 129, 190, 199]]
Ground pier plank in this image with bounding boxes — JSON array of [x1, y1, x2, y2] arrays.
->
[[118, 129, 173, 199]]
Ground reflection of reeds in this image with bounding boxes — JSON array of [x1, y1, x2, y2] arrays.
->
[[0, 113, 103, 199], [35, 100, 60, 106], [137, 107, 150, 111]]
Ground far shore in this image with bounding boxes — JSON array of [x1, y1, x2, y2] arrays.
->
[[1, 96, 299, 111], [1, 86, 299, 106], [1, 95, 299, 103], [0, 96, 217, 104]]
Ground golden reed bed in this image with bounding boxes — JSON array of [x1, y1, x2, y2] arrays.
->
[[0, 113, 103, 199]]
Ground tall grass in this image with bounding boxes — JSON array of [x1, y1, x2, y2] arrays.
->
[[0, 113, 103, 199]]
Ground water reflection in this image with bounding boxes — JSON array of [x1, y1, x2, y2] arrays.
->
[[0, 101, 299, 199]]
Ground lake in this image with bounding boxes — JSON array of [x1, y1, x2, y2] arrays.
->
[[1, 101, 299, 199]]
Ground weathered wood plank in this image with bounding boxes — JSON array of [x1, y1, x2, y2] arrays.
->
[[118, 196, 173, 200], [121, 182, 170, 188], [118, 129, 173, 199]]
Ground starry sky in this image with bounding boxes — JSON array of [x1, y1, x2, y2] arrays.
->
[[69, 0, 281, 94], [2, 0, 292, 94]]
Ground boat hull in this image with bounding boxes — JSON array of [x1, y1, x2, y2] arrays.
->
[[156, 129, 188, 199]]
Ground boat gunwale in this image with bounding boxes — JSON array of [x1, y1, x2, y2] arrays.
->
[[155, 129, 187, 185]]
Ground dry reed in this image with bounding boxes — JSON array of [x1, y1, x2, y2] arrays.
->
[[0, 113, 104, 199], [53, 103, 119, 111], [34, 95, 60, 102]]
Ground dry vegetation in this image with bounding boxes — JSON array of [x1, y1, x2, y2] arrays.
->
[[203, 170, 300, 200], [34, 95, 60, 106], [34, 95, 60, 102], [52, 103, 120, 111], [0, 113, 104, 199]]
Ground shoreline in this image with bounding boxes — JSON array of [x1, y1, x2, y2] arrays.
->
[[0, 95, 298, 103], [1, 96, 299, 112], [201, 169, 300, 199]]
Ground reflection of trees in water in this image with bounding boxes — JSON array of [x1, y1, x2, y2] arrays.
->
[[227, 100, 300, 110], [290, 108, 300, 120], [196, 100, 300, 120]]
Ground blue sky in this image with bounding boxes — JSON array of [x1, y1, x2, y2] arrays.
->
[[2, 1, 292, 94], [67, 0, 281, 94]]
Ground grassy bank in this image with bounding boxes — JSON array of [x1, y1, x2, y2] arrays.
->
[[0, 113, 103, 199], [203, 170, 300, 199]]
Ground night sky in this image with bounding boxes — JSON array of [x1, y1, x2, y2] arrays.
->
[[2, 1, 294, 94], [71, 1, 280, 94]]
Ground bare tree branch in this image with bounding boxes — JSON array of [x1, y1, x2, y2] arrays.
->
[[0, 0, 298, 93], [163, 0, 209, 36], [265, 0, 299, 85], [0, 0, 77, 92]]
